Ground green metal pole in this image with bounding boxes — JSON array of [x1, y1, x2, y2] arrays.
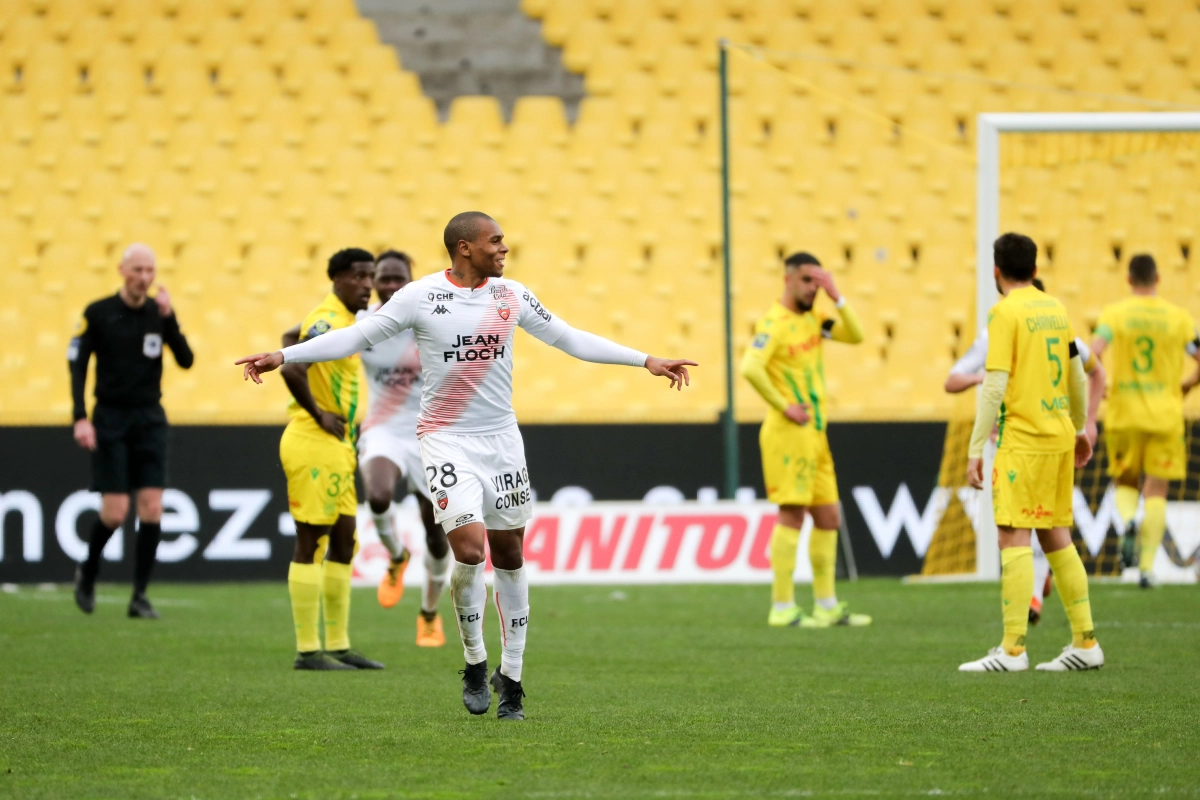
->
[[718, 40, 738, 500]]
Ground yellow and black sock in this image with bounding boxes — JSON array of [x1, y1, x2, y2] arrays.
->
[[1046, 545, 1097, 649], [769, 524, 800, 607], [321, 560, 353, 652], [1000, 546, 1033, 656], [1114, 485, 1140, 529], [1140, 497, 1166, 576], [287, 562, 321, 654], [809, 527, 838, 609]]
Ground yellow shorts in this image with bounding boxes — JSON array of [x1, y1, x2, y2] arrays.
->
[[760, 418, 839, 508], [992, 449, 1074, 530], [280, 422, 358, 526], [1106, 427, 1186, 483]]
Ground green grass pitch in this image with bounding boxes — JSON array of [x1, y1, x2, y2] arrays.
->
[[2, 579, 1198, 798]]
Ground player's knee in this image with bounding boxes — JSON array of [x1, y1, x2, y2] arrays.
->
[[489, 539, 524, 571], [100, 494, 129, 528], [136, 493, 163, 523], [366, 491, 391, 515], [777, 505, 806, 529]]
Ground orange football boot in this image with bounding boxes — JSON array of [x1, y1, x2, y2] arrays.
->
[[416, 613, 445, 647], [377, 551, 410, 608]]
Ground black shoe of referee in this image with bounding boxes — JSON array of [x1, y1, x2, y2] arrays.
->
[[73, 566, 95, 614], [460, 660, 491, 715], [294, 651, 356, 670], [127, 593, 159, 619], [328, 649, 384, 669], [490, 667, 525, 721]]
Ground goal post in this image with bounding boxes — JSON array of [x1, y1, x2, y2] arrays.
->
[[953, 112, 1200, 581]]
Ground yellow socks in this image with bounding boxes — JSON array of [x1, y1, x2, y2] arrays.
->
[[769, 524, 800, 606], [1046, 545, 1097, 649], [287, 562, 321, 653], [1114, 485, 1140, 527], [1000, 546, 1032, 655], [1140, 497, 1166, 575], [321, 560, 353, 652], [809, 527, 838, 607]]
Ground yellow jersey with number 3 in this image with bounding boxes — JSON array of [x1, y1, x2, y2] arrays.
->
[[985, 286, 1077, 454], [1095, 296, 1198, 434], [286, 292, 366, 444]]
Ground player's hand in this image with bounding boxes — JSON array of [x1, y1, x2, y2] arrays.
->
[[154, 286, 173, 318], [645, 356, 697, 391], [236, 351, 284, 384], [784, 403, 810, 426], [318, 410, 346, 440], [810, 267, 841, 303], [73, 418, 96, 451], [967, 457, 984, 490], [1074, 432, 1093, 468], [1085, 419, 1099, 448]]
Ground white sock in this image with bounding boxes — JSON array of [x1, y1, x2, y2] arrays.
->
[[492, 566, 529, 682], [422, 550, 451, 615], [450, 561, 487, 665], [816, 597, 838, 611], [772, 601, 795, 612], [373, 505, 405, 561], [1032, 543, 1050, 600]]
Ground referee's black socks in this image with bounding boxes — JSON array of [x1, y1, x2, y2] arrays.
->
[[134, 522, 162, 596], [82, 518, 118, 582]]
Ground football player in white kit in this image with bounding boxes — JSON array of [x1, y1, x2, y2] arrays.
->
[[282, 250, 451, 647], [238, 212, 697, 721]]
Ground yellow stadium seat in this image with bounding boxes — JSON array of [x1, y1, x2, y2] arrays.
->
[[366, 70, 423, 122], [347, 45, 401, 97], [174, 0, 224, 43], [304, 0, 361, 43], [110, 0, 169, 41], [325, 18, 380, 68], [261, 19, 313, 68]]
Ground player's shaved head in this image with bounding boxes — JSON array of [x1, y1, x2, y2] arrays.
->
[[443, 211, 496, 258], [121, 242, 156, 268], [1129, 253, 1158, 286], [994, 232, 1037, 282]]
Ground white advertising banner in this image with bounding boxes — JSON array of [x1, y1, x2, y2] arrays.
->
[[351, 500, 816, 587]]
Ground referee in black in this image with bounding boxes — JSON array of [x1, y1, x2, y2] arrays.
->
[[69, 243, 194, 618]]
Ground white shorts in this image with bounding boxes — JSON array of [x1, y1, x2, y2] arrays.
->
[[418, 428, 533, 533], [357, 426, 430, 501]]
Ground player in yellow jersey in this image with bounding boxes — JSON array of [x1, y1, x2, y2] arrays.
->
[[741, 251, 870, 629], [960, 233, 1102, 672], [279, 248, 383, 671], [1092, 254, 1200, 588]]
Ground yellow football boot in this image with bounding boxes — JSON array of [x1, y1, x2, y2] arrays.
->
[[377, 551, 410, 609], [767, 604, 804, 627], [801, 601, 872, 627], [416, 613, 446, 647]]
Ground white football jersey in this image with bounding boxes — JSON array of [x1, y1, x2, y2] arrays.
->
[[357, 304, 422, 437], [951, 328, 1092, 375], [359, 270, 568, 437]]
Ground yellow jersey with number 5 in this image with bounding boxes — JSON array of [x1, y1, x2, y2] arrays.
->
[[1095, 296, 1198, 434], [985, 286, 1077, 454]]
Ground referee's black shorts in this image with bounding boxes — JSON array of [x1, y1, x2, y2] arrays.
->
[[91, 403, 168, 494]]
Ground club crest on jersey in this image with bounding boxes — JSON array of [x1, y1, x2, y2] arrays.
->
[[436, 490, 448, 510], [497, 301, 511, 321]]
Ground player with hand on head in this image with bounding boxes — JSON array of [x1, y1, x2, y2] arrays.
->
[[945, 277, 1106, 625], [960, 233, 1101, 673], [277, 248, 383, 671], [741, 252, 869, 629], [285, 250, 451, 645], [1092, 254, 1200, 588], [237, 212, 697, 720]]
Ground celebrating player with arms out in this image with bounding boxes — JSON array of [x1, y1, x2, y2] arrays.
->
[[741, 251, 869, 629], [961, 233, 1101, 673], [1092, 254, 1200, 587], [238, 212, 696, 720]]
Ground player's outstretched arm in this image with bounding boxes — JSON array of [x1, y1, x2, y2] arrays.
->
[[236, 324, 370, 383], [644, 356, 697, 391], [546, 326, 696, 390]]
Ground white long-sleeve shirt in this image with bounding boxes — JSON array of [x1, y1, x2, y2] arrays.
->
[[282, 270, 647, 436]]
